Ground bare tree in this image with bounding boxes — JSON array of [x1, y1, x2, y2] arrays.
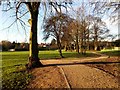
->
[[72, 3, 90, 54], [88, 16, 110, 50], [68, 19, 80, 53], [43, 13, 73, 58], [1, 0, 72, 68], [61, 32, 73, 51]]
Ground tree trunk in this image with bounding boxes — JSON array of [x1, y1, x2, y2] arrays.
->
[[57, 38, 64, 58], [27, 10, 43, 69], [76, 29, 80, 54], [94, 26, 98, 51], [64, 41, 68, 51], [94, 41, 98, 51], [87, 29, 90, 50], [94, 34, 98, 51], [76, 41, 79, 53], [59, 46, 64, 58]]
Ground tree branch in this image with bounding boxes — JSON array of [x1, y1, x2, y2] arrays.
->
[[16, 2, 22, 19], [18, 11, 29, 19], [0, 19, 17, 31]]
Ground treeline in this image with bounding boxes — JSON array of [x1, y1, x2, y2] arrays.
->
[[0, 41, 29, 51], [0, 38, 119, 52], [0, 40, 58, 51]]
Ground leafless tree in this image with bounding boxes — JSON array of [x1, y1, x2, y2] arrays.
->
[[1, 0, 72, 68], [43, 13, 73, 58], [88, 15, 110, 50]]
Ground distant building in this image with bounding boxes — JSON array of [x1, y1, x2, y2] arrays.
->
[[38, 43, 50, 48], [39, 43, 47, 47], [9, 49, 15, 52]]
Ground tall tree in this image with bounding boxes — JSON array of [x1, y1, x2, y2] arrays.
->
[[25, 2, 43, 68], [88, 16, 110, 50], [43, 13, 73, 58], [72, 3, 90, 54], [68, 19, 80, 53], [61, 30, 73, 51], [1, 1, 72, 68]]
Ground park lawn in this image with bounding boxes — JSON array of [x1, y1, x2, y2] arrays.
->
[[1, 50, 99, 73], [1, 50, 100, 72], [39, 50, 100, 59], [99, 50, 120, 56], [1, 50, 99, 89]]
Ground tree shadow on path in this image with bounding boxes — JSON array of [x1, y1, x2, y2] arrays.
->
[[43, 61, 120, 67], [42, 61, 120, 78]]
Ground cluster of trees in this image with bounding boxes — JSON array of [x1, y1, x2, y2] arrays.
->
[[0, 41, 29, 51], [1, 0, 119, 68], [43, 1, 119, 57], [43, 13, 118, 57], [0, 40, 13, 51]]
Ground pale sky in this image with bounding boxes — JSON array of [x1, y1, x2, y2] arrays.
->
[[0, 1, 119, 44]]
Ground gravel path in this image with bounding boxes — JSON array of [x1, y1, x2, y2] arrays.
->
[[61, 64, 118, 88], [28, 56, 119, 89]]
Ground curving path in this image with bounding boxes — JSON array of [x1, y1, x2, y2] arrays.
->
[[28, 52, 119, 89], [41, 52, 119, 88]]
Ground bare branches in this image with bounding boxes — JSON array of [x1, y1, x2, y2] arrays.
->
[[18, 18, 28, 37], [42, 1, 47, 21], [2, 7, 14, 11], [0, 19, 17, 31], [2, 1, 14, 12], [16, 2, 22, 19], [18, 11, 29, 19], [49, 2, 59, 14], [49, 1, 71, 15]]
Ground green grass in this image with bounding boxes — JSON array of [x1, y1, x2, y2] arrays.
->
[[1, 51, 30, 89], [39, 50, 99, 59], [1, 50, 99, 89], [99, 50, 120, 56], [1, 50, 99, 73]]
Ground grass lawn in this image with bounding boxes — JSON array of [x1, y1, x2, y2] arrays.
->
[[99, 50, 120, 56], [0, 50, 101, 89], [39, 50, 100, 59], [1, 50, 99, 67], [1, 51, 31, 89], [1, 50, 99, 74]]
